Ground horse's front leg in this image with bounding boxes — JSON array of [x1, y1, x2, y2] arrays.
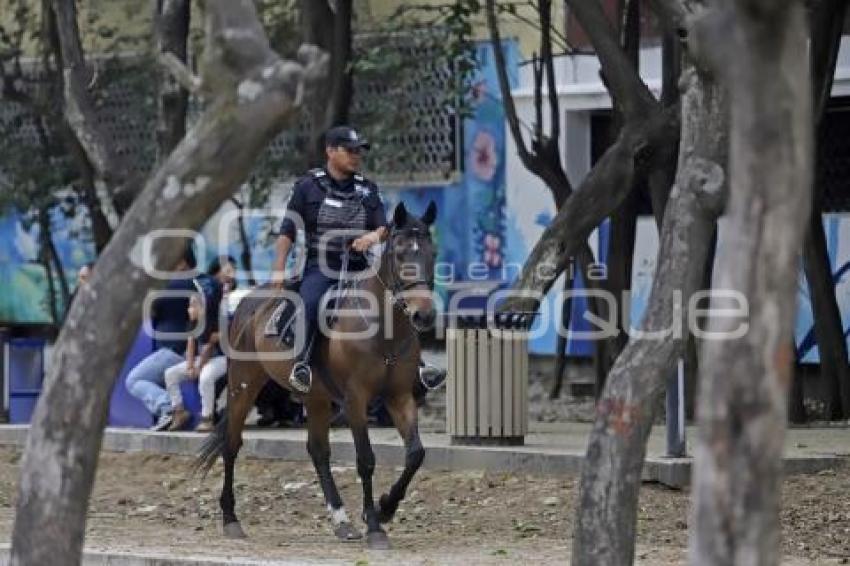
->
[[304, 395, 360, 541], [377, 392, 424, 524], [347, 396, 390, 550]]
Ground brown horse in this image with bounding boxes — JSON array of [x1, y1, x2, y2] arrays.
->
[[195, 202, 437, 550]]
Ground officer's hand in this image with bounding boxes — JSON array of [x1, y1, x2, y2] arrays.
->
[[351, 234, 376, 253], [271, 274, 286, 290]]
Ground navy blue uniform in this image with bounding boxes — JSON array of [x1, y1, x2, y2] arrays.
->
[[279, 169, 387, 347]]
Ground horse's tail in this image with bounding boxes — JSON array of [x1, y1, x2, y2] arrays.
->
[[192, 414, 228, 478]]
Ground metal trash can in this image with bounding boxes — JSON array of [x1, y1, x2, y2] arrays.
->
[[446, 312, 534, 446]]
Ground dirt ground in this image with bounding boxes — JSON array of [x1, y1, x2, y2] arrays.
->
[[0, 447, 847, 564]]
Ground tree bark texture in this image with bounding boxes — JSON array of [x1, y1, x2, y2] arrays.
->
[[155, 0, 191, 161], [9, 1, 327, 563], [689, 1, 812, 564], [573, 54, 727, 565]]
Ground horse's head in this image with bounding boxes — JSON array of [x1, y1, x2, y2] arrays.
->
[[382, 201, 438, 331]]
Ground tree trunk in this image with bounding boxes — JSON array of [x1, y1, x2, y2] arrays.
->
[[300, 0, 353, 166], [155, 0, 191, 161], [803, 0, 850, 420], [597, 190, 638, 391], [551, 270, 575, 399], [231, 197, 257, 286], [573, 53, 727, 565], [38, 212, 60, 327], [689, 1, 812, 563], [9, 1, 327, 562], [42, 217, 70, 312], [803, 219, 848, 419], [59, 124, 114, 253], [48, 0, 141, 212]]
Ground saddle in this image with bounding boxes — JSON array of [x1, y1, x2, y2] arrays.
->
[[263, 277, 358, 346]]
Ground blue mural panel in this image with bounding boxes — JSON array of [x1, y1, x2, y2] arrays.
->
[[0, 206, 95, 325]]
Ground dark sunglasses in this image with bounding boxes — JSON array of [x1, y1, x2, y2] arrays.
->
[[337, 146, 366, 156]]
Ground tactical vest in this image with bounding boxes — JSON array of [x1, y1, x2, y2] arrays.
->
[[307, 169, 370, 260]]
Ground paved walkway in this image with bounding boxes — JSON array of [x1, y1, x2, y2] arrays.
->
[[0, 422, 846, 488]]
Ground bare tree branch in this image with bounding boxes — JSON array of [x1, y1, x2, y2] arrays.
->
[[503, 105, 680, 311], [158, 52, 202, 94], [486, 0, 573, 206], [155, 0, 192, 161], [486, 0, 536, 171], [565, 0, 657, 119], [49, 0, 129, 190], [540, 0, 560, 147]]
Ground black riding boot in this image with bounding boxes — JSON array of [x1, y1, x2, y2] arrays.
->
[[289, 323, 317, 394]]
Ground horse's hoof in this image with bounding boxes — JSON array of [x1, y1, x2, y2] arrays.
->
[[223, 521, 247, 539], [366, 529, 391, 550], [334, 522, 362, 542], [377, 494, 395, 524]]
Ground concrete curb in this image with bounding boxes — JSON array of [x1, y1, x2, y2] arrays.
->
[[0, 426, 843, 489], [0, 544, 341, 565]]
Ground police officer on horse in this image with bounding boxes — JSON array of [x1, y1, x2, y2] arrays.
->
[[272, 126, 445, 394]]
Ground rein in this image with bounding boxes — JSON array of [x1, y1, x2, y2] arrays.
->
[[340, 226, 433, 366]]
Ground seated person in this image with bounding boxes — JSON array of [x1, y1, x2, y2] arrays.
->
[[160, 257, 229, 432], [164, 286, 226, 432], [125, 245, 196, 431]]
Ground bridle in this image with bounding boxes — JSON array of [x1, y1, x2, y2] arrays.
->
[[374, 223, 434, 325], [335, 224, 435, 365]]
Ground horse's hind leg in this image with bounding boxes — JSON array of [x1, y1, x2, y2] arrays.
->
[[377, 392, 424, 524], [346, 395, 390, 550], [304, 394, 361, 541], [220, 361, 267, 539]]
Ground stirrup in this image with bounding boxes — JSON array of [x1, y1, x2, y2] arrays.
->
[[419, 364, 447, 390], [289, 362, 312, 394]]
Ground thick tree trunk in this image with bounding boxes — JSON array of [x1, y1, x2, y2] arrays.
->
[[9, 1, 327, 562], [155, 0, 191, 161], [689, 1, 812, 564], [573, 54, 727, 565]]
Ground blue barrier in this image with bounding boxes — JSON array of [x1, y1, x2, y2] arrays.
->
[[108, 328, 157, 428], [4, 329, 208, 429], [8, 339, 45, 424], [109, 329, 208, 429]]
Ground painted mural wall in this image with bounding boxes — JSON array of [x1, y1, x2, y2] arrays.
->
[[0, 40, 519, 326]]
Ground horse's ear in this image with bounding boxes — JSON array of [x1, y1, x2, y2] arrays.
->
[[393, 202, 408, 227], [421, 201, 437, 225]]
